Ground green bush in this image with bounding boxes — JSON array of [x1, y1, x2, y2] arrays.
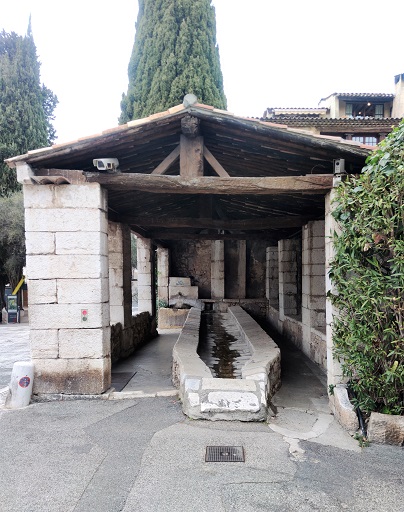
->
[[329, 120, 404, 415]]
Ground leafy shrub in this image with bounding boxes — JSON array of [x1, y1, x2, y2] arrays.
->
[[329, 120, 404, 415]]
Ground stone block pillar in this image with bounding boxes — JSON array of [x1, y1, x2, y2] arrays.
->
[[325, 190, 343, 389], [236, 240, 246, 298], [302, 221, 326, 362], [137, 237, 154, 314], [108, 221, 132, 326], [24, 183, 110, 395], [211, 240, 225, 299], [278, 239, 300, 320], [157, 247, 169, 306], [266, 246, 279, 308]]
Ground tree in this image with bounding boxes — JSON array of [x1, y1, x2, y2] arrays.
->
[[0, 192, 25, 310], [120, 0, 227, 123], [0, 23, 57, 308], [329, 120, 404, 415], [0, 23, 58, 196]]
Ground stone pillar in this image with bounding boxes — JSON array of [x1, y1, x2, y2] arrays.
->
[[108, 221, 132, 326], [137, 237, 153, 314], [157, 247, 169, 306], [235, 240, 246, 298], [211, 240, 224, 299], [278, 239, 300, 320], [24, 183, 110, 395], [266, 246, 279, 308], [325, 191, 343, 389], [302, 221, 326, 362]]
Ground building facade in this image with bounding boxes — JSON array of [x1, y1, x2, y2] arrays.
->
[[263, 73, 404, 146]]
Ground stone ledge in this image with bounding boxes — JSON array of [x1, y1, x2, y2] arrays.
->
[[332, 384, 359, 432], [228, 306, 281, 398], [368, 412, 404, 446]]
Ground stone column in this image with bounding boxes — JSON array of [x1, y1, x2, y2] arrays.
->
[[211, 240, 224, 299], [137, 237, 153, 314], [236, 240, 246, 298], [24, 183, 110, 395], [108, 221, 132, 326], [157, 247, 169, 306], [302, 221, 326, 363], [325, 190, 343, 389], [266, 246, 279, 308], [278, 239, 300, 320]]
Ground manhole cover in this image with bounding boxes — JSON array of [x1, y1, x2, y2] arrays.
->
[[205, 446, 245, 462]]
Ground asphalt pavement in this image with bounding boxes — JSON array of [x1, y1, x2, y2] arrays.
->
[[1, 322, 403, 511]]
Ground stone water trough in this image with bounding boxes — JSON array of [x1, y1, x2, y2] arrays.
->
[[172, 305, 281, 421]]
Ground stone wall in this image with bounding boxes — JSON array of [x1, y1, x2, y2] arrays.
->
[[246, 240, 267, 298], [111, 311, 157, 363], [169, 240, 211, 298]]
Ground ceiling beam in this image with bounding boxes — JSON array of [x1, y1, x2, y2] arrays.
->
[[146, 231, 280, 241], [86, 173, 333, 195], [119, 215, 311, 230]]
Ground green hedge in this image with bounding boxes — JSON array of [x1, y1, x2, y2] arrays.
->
[[329, 120, 404, 415]]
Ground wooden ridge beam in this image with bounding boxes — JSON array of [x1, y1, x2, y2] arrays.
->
[[87, 173, 333, 195]]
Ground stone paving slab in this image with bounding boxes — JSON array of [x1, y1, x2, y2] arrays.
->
[[1, 324, 404, 510], [0, 324, 30, 387]]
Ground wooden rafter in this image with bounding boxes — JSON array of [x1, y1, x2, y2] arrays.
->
[[203, 146, 230, 177], [151, 145, 180, 175]]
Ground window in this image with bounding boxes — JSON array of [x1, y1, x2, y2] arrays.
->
[[352, 135, 378, 146], [375, 104, 384, 119], [345, 102, 385, 119]]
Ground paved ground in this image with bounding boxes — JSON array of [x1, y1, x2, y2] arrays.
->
[[1, 322, 404, 511], [0, 323, 30, 387]]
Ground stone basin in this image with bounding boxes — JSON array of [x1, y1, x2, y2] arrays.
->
[[172, 305, 281, 421]]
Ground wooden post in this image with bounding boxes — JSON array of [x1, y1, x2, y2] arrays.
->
[[180, 135, 204, 177]]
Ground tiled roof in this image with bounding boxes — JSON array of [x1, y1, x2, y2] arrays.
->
[[266, 107, 327, 112], [6, 101, 371, 167], [335, 92, 394, 98], [261, 116, 402, 127]]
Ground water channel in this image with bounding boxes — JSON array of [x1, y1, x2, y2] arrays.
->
[[197, 311, 252, 378]]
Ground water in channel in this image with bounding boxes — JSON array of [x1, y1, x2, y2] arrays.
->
[[197, 311, 252, 379]]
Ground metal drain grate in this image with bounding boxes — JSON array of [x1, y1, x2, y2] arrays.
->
[[205, 446, 245, 462]]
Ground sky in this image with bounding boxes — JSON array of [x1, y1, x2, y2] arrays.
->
[[1, 0, 403, 144]]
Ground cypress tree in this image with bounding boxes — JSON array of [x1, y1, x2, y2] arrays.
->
[[0, 23, 58, 196], [120, 0, 226, 123]]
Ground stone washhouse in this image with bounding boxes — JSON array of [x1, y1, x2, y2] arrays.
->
[[6, 98, 371, 424]]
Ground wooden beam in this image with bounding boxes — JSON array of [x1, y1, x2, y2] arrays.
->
[[120, 216, 311, 230], [151, 145, 180, 175], [180, 135, 204, 177], [146, 231, 279, 241], [87, 173, 334, 195], [203, 146, 230, 177], [181, 115, 200, 138]]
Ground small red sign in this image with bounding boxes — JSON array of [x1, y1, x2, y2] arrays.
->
[[19, 376, 31, 388]]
